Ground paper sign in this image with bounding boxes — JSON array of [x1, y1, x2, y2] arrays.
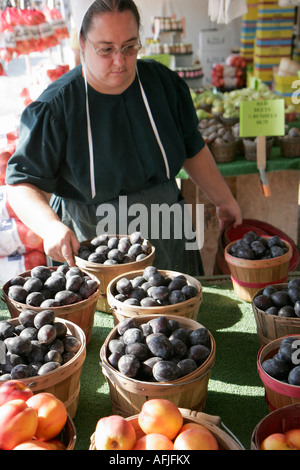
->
[[239, 99, 285, 137]]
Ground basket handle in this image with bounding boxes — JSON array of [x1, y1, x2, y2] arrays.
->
[[179, 407, 221, 426]]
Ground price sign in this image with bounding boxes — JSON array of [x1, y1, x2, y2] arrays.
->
[[239, 99, 285, 138]]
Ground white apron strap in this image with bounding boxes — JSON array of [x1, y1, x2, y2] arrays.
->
[[136, 66, 170, 180]]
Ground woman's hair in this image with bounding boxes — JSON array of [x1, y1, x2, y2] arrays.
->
[[81, 0, 140, 37]]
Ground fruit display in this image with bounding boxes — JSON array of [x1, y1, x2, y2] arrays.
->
[[6, 265, 99, 308], [253, 279, 300, 318], [260, 429, 300, 450], [261, 335, 300, 385], [228, 231, 289, 261], [111, 266, 198, 307], [77, 231, 152, 265], [0, 311, 82, 380], [106, 316, 211, 382], [0, 380, 69, 450], [198, 118, 235, 145], [91, 399, 219, 450]]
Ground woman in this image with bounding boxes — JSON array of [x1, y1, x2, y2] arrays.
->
[[5, 0, 242, 275]]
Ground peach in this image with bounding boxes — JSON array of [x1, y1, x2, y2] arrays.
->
[[173, 428, 219, 450], [94, 415, 136, 450], [26, 392, 67, 441], [260, 433, 295, 450], [177, 422, 212, 436], [138, 399, 183, 440], [13, 440, 53, 450], [133, 433, 174, 450], [0, 380, 33, 406], [0, 399, 38, 450], [46, 439, 67, 450], [285, 429, 300, 450]]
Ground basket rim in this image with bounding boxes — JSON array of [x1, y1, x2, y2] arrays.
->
[[100, 313, 215, 388], [106, 268, 202, 313], [257, 334, 300, 398], [224, 236, 292, 269], [74, 236, 155, 270]]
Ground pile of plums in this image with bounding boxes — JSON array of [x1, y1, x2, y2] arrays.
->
[[6, 265, 99, 308], [228, 231, 289, 260], [113, 266, 198, 307], [253, 278, 300, 318], [106, 316, 211, 382], [77, 232, 152, 265], [0, 310, 82, 380], [261, 335, 300, 386]]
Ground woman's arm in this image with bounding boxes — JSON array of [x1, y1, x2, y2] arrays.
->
[[183, 145, 243, 230], [6, 183, 80, 266]]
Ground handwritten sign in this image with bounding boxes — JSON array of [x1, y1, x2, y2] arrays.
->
[[239, 99, 285, 137]]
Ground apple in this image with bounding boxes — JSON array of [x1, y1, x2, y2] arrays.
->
[[26, 392, 67, 441], [94, 415, 136, 450], [0, 399, 38, 450], [0, 380, 33, 406], [173, 427, 219, 450], [138, 399, 183, 441]]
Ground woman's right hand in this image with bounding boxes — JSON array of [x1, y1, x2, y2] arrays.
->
[[42, 220, 80, 267]]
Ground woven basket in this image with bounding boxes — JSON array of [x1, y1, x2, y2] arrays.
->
[[279, 137, 300, 158], [252, 283, 300, 346], [99, 314, 215, 417], [243, 137, 273, 162], [89, 408, 244, 450], [224, 237, 292, 302], [75, 237, 155, 313], [107, 269, 203, 325], [251, 403, 300, 450], [1, 267, 100, 344], [209, 140, 236, 163], [257, 335, 300, 412], [4, 317, 86, 419]]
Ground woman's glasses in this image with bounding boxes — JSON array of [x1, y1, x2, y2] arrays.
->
[[85, 36, 141, 58]]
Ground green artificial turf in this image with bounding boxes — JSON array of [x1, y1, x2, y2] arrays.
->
[[0, 279, 270, 450]]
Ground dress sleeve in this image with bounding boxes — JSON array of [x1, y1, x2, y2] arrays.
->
[[5, 100, 67, 193]]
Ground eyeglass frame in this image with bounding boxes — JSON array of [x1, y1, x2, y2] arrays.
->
[[84, 35, 142, 58]]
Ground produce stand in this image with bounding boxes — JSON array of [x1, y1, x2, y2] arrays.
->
[[0, 275, 277, 450]]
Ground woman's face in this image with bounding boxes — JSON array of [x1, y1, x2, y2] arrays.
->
[[81, 10, 139, 94]]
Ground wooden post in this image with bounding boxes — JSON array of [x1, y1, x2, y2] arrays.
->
[[257, 135, 271, 197]]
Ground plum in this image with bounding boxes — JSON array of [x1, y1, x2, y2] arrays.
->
[[118, 354, 140, 377], [152, 360, 180, 382]]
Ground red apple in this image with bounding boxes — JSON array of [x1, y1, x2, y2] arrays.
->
[[94, 415, 136, 450], [0, 380, 33, 406], [260, 433, 294, 450]]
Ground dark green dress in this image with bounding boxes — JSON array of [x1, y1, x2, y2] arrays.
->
[[6, 59, 205, 275]]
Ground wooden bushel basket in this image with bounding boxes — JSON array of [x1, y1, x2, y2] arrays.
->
[[252, 283, 300, 346], [1, 268, 100, 344], [107, 269, 203, 325], [251, 403, 300, 450], [75, 237, 155, 313], [224, 237, 292, 302], [62, 414, 77, 450], [5, 317, 86, 419], [257, 335, 300, 412], [99, 315, 215, 417], [89, 408, 244, 450]]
